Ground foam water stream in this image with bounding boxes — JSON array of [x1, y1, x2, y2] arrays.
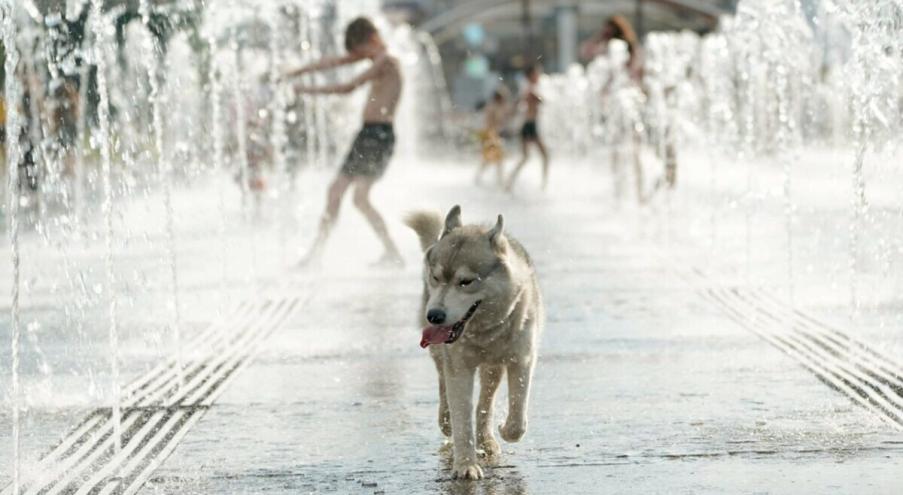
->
[[89, 0, 122, 451], [142, 0, 184, 387], [208, 35, 229, 314], [3, 2, 25, 489]]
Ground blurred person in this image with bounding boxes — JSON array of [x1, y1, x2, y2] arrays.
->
[[505, 65, 550, 192], [48, 78, 80, 177], [17, 69, 39, 193], [243, 75, 272, 196], [581, 15, 643, 81], [582, 15, 650, 202], [0, 94, 6, 173], [0, 93, 6, 144], [284, 17, 404, 268], [474, 86, 511, 186]]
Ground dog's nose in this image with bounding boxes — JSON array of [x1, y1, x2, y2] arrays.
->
[[426, 309, 446, 325]]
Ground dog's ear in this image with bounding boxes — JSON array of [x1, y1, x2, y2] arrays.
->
[[441, 205, 462, 237], [488, 214, 508, 253]]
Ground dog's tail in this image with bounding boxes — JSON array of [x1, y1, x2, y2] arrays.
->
[[404, 210, 443, 252]]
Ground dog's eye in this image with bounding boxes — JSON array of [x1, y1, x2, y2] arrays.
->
[[458, 278, 475, 287], [431, 275, 440, 284]]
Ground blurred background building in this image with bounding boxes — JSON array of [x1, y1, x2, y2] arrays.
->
[[385, 0, 738, 109]]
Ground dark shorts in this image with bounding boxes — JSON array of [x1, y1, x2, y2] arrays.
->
[[521, 121, 539, 141], [340, 123, 395, 178], [60, 122, 78, 147]]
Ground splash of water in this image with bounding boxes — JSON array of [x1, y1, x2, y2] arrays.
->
[[309, 16, 330, 168], [3, 2, 25, 489], [89, 0, 122, 451], [208, 35, 229, 314], [232, 41, 251, 204], [72, 57, 90, 238], [230, 38, 260, 283], [269, 13, 290, 264], [269, 17, 289, 180], [775, 60, 795, 304], [841, 1, 891, 318], [23, 48, 47, 218], [141, 0, 184, 386], [740, 49, 756, 285]]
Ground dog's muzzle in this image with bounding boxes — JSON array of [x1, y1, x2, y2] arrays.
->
[[419, 300, 482, 348]]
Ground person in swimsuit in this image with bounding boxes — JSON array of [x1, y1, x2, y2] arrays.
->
[[506, 64, 550, 192], [284, 17, 404, 268]]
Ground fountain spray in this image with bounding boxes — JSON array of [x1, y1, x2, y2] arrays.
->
[[140, 0, 184, 387], [301, 12, 317, 169], [208, 35, 230, 314], [89, 0, 122, 451], [3, 2, 25, 489], [231, 37, 259, 284], [308, 13, 329, 168], [269, 13, 290, 264]]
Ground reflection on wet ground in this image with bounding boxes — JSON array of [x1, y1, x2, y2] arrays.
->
[[140, 166, 903, 493], [4, 164, 903, 493]]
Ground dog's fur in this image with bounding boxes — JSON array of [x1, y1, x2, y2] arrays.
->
[[406, 205, 543, 480]]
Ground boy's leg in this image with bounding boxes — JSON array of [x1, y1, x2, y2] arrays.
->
[[611, 144, 624, 200], [474, 160, 488, 184], [352, 177, 403, 264], [505, 139, 530, 191], [535, 138, 550, 190], [632, 131, 645, 203], [298, 174, 352, 265], [494, 160, 504, 186], [664, 139, 677, 188]]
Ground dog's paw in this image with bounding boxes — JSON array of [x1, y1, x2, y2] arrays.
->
[[452, 460, 484, 480], [477, 435, 501, 457], [498, 419, 527, 443]]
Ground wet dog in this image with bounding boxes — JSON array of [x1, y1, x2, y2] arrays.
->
[[406, 205, 543, 480]]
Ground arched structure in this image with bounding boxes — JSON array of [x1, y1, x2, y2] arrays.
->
[[420, 0, 735, 44]]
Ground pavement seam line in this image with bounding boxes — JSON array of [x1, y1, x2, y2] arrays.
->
[[693, 280, 903, 430], [697, 287, 902, 428], [2, 294, 305, 494], [712, 287, 903, 424]]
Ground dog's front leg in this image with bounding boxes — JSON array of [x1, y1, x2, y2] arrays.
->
[[445, 365, 483, 480], [476, 365, 504, 456], [499, 356, 534, 443], [431, 348, 451, 437]]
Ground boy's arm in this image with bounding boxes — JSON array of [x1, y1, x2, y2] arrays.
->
[[295, 55, 387, 95], [283, 53, 362, 79]]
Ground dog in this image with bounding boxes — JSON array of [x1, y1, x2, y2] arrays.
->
[[406, 205, 544, 480]]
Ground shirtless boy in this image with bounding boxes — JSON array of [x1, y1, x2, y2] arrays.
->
[[505, 65, 550, 192], [285, 17, 404, 267]]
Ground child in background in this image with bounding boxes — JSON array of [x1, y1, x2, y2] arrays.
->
[[284, 17, 404, 268], [475, 87, 510, 186], [505, 65, 550, 192]]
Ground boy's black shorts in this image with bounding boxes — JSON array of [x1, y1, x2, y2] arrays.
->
[[340, 123, 395, 178], [520, 121, 538, 140]]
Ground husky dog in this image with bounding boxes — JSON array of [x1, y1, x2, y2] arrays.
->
[[406, 205, 543, 480]]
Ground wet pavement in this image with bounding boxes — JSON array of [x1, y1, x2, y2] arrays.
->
[[3, 154, 903, 493]]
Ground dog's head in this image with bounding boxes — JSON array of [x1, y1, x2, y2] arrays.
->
[[418, 205, 511, 347]]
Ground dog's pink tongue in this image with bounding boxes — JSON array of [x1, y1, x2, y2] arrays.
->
[[420, 325, 453, 348]]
